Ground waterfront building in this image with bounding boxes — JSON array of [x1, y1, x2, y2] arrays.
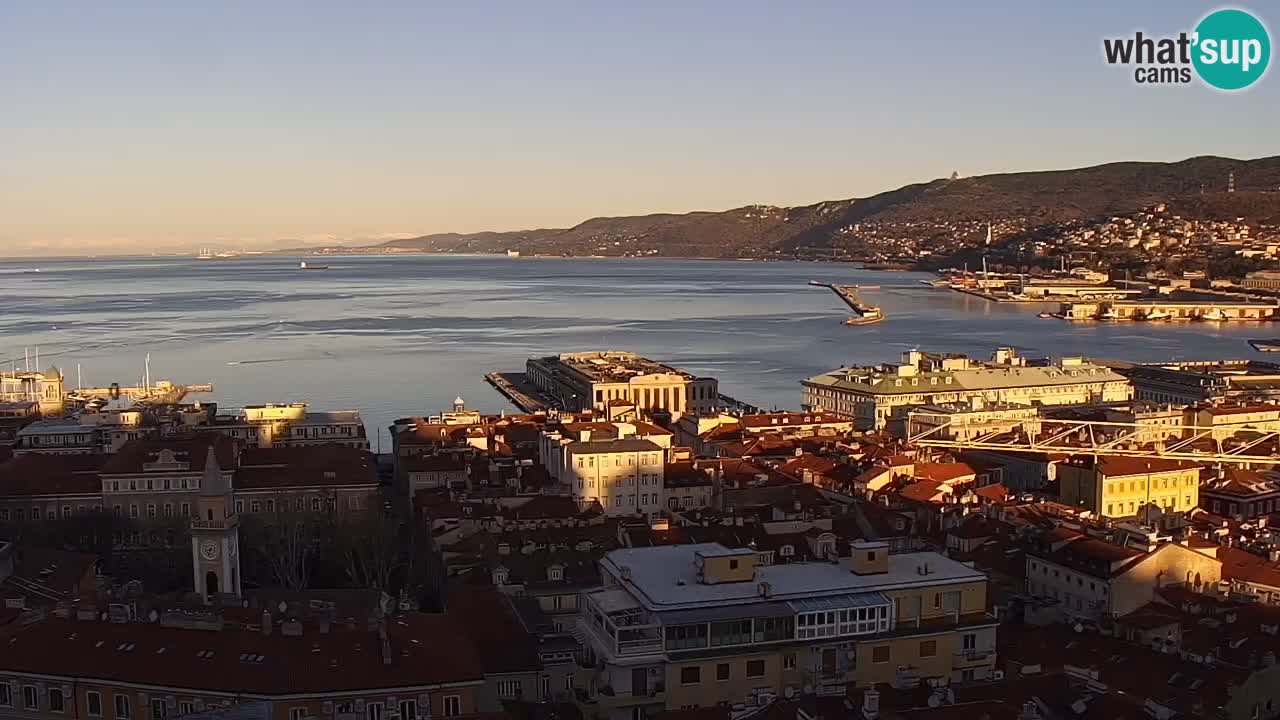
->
[[207, 404, 368, 450], [0, 368, 64, 417], [14, 409, 152, 456], [526, 352, 718, 417], [1057, 456, 1200, 521], [1114, 359, 1280, 405], [802, 348, 1132, 430], [576, 542, 997, 717]]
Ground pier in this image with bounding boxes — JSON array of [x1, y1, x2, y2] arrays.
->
[[1057, 299, 1279, 322], [809, 281, 885, 324], [71, 382, 214, 405], [484, 372, 550, 413]]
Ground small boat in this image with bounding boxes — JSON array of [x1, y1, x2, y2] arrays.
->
[[23, 268, 42, 274], [843, 314, 884, 326], [1249, 339, 1280, 352], [1099, 309, 1119, 321], [1037, 312, 1054, 319], [1141, 309, 1171, 321], [1199, 308, 1230, 322], [298, 260, 329, 270]]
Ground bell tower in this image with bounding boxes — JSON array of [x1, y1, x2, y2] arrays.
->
[[191, 443, 241, 602]]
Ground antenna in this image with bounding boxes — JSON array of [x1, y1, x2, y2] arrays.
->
[[77, 364, 82, 391], [145, 354, 151, 391]]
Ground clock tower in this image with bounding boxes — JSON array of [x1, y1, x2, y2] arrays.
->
[[191, 443, 241, 602]]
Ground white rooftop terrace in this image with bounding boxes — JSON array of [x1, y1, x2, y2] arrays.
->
[[600, 543, 984, 611]]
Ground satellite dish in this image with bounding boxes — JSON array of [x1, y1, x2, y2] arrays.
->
[[1074, 622, 1084, 633]]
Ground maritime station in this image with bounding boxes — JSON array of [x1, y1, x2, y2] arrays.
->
[[1057, 298, 1279, 321]]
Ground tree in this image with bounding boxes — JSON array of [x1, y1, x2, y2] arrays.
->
[[333, 508, 402, 593], [241, 507, 315, 590]]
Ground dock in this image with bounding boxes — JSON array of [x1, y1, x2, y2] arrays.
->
[[71, 382, 213, 405], [809, 281, 885, 324], [484, 372, 550, 413]]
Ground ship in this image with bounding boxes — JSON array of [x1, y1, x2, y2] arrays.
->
[[1249, 339, 1280, 352], [197, 248, 214, 259], [1140, 308, 1171, 321], [1099, 308, 1120, 321], [1199, 308, 1230, 322], [843, 309, 884, 326], [299, 260, 329, 271]]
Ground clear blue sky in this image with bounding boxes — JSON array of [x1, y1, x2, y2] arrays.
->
[[1, 1, 1276, 256]]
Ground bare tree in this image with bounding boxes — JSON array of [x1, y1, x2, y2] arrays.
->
[[334, 508, 402, 593], [242, 507, 315, 590]]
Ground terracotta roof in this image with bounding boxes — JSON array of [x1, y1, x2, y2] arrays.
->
[[446, 585, 541, 675], [235, 446, 377, 490], [102, 434, 237, 475], [0, 453, 105, 497], [972, 483, 1010, 503], [1218, 545, 1280, 590], [1094, 455, 1200, 477], [0, 613, 484, 694], [6, 547, 98, 600], [1202, 404, 1280, 416], [914, 462, 976, 483], [664, 461, 713, 488], [897, 480, 948, 504]]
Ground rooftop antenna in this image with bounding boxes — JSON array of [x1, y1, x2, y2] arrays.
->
[[24, 347, 29, 372], [145, 353, 151, 391], [77, 364, 82, 391]]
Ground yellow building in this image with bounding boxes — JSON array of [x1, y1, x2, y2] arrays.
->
[[526, 351, 719, 418], [1187, 404, 1280, 440], [576, 542, 997, 719], [1058, 456, 1201, 520]]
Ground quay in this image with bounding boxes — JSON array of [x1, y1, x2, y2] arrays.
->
[[809, 281, 885, 324], [1057, 299, 1280, 322], [71, 382, 214, 405], [484, 372, 550, 412]]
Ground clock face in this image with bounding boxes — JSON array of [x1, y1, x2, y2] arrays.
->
[[200, 540, 220, 561]]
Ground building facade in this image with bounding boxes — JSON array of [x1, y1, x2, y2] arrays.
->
[[526, 352, 718, 418], [1057, 456, 1200, 521], [803, 349, 1132, 430], [575, 542, 997, 719], [0, 369, 64, 417]]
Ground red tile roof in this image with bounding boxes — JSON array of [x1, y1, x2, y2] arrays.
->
[[446, 585, 541, 675], [235, 446, 377, 490], [102, 434, 237, 475], [914, 462, 976, 483], [0, 453, 105, 497], [1095, 455, 1200, 477], [0, 613, 484, 694]]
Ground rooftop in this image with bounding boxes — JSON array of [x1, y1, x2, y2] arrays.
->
[[534, 351, 701, 384], [600, 543, 984, 611]]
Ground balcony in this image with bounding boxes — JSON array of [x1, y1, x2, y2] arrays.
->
[[191, 516, 239, 530], [953, 648, 995, 667], [596, 686, 666, 710]]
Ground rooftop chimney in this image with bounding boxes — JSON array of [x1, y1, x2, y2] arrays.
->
[[861, 688, 880, 720]]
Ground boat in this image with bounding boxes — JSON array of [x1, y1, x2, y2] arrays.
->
[[1037, 312, 1054, 319], [298, 260, 329, 271], [1249, 339, 1280, 352], [197, 248, 214, 259], [1099, 308, 1119, 321], [23, 268, 41, 274], [843, 313, 884, 326], [1140, 309, 1171, 321], [1199, 308, 1230, 322]]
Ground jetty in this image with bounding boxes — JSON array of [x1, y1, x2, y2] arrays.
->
[[485, 372, 550, 413], [70, 381, 214, 405], [809, 281, 885, 325]]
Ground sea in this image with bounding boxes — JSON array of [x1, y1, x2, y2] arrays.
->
[[0, 255, 1269, 447]]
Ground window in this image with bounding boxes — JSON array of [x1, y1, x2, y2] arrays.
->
[[48, 688, 64, 713], [147, 504, 157, 518], [289, 708, 307, 720], [680, 666, 701, 685], [498, 680, 523, 697], [150, 698, 167, 720], [181, 503, 190, 517], [235, 501, 244, 514], [729, 559, 739, 571], [443, 696, 462, 718], [872, 646, 890, 664], [115, 694, 132, 719], [963, 633, 977, 651], [366, 703, 382, 720], [87, 692, 102, 716], [717, 663, 730, 681], [746, 659, 766, 678], [23, 686, 38, 710], [179, 703, 194, 717], [399, 700, 417, 720], [0, 684, 10, 708], [129, 504, 139, 519], [251, 501, 262, 513], [919, 640, 937, 657]]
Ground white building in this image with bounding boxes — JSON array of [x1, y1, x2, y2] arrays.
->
[[540, 423, 667, 516]]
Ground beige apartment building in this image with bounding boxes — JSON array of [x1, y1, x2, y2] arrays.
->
[[209, 404, 368, 450], [540, 423, 670, 517], [526, 352, 719, 418], [803, 348, 1132, 430], [575, 542, 997, 720]]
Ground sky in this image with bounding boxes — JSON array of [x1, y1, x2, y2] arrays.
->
[[1, 1, 1278, 257]]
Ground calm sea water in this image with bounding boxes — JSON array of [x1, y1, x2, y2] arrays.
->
[[0, 255, 1268, 445]]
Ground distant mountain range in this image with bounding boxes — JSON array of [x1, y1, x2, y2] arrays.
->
[[333, 155, 1280, 261]]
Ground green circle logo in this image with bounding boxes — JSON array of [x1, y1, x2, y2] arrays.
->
[[1192, 8, 1271, 90]]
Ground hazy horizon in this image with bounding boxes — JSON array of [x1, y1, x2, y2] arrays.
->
[[3, 1, 1279, 258]]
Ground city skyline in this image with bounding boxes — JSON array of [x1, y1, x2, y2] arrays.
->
[[3, 0, 1279, 257]]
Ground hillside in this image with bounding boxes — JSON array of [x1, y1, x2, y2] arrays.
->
[[367, 155, 1280, 260]]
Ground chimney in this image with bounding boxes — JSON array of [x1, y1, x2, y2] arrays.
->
[[379, 618, 392, 666], [861, 688, 879, 720], [261, 610, 272, 636]]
